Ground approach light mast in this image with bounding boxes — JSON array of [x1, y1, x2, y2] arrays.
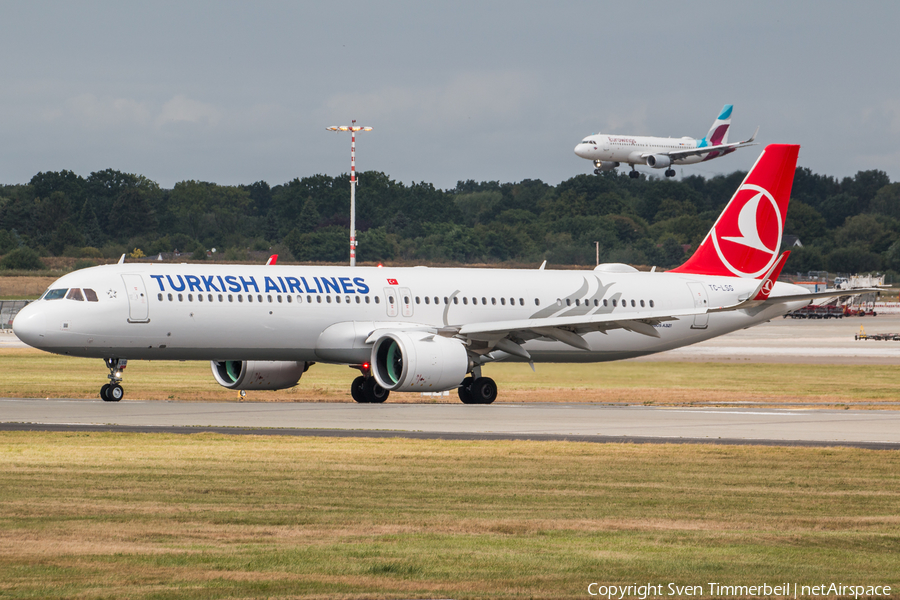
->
[[327, 120, 373, 267]]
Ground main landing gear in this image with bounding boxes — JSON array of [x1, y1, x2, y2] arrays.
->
[[350, 366, 390, 404], [664, 168, 676, 178], [628, 167, 640, 179], [457, 367, 498, 404], [100, 358, 127, 402]]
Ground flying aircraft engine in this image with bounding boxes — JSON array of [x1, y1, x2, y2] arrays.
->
[[646, 154, 672, 169]]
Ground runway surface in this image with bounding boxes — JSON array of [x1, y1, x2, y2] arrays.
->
[[2, 398, 898, 449]]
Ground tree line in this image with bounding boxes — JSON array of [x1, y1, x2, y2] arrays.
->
[[1, 166, 899, 277]]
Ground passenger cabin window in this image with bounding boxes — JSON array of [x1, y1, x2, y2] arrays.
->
[[45, 289, 67, 300]]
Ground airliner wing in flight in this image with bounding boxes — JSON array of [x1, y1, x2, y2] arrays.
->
[[650, 126, 759, 161]]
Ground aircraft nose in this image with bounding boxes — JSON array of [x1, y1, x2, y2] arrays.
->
[[574, 143, 587, 158], [12, 303, 47, 349]]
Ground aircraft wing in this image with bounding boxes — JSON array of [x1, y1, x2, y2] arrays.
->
[[648, 127, 759, 161], [709, 288, 882, 313], [364, 307, 707, 359], [432, 307, 708, 358]]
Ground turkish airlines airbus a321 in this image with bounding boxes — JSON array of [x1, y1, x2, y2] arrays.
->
[[574, 104, 758, 178], [14, 144, 842, 404]]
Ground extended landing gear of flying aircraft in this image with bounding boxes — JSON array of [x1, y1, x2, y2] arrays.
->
[[350, 375, 389, 404], [100, 358, 127, 402], [665, 168, 676, 178], [628, 167, 640, 179]]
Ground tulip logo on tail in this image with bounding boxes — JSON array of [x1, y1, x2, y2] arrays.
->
[[712, 184, 782, 278], [671, 144, 799, 279]]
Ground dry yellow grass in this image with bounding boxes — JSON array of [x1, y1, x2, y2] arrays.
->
[[0, 433, 898, 599], [1, 347, 898, 407], [0, 276, 57, 298]]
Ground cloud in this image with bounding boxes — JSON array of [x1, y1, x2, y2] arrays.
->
[[63, 93, 153, 128], [323, 70, 536, 130], [155, 95, 225, 128]]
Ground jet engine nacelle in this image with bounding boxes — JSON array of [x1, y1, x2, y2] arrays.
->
[[211, 360, 308, 390], [593, 160, 619, 171], [371, 331, 469, 392], [646, 154, 671, 169]]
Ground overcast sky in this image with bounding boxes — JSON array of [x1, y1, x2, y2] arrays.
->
[[1, 1, 898, 191]]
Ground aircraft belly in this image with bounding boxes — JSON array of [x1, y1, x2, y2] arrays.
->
[[627, 151, 645, 163]]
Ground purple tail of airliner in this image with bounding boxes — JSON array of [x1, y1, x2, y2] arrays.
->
[[696, 104, 735, 162]]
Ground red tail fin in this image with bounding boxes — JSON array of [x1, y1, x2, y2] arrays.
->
[[671, 144, 799, 279]]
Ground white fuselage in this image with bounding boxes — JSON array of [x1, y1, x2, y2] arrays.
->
[[574, 134, 710, 166], [13, 263, 808, 365]]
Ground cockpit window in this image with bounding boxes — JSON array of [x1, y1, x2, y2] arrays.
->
[[66, 288, 85, 301], [84, 288, 99, 302], [44, 289, 67, 300]]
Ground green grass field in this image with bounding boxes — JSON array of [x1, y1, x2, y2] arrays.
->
[[0, 433, 898, 599], [1, 348, 898, 406]]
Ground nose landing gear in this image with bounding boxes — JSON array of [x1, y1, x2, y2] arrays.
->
[[101, 358, 127, 402]]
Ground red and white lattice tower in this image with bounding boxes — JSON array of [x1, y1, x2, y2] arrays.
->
[[327, 120, 373, 267]]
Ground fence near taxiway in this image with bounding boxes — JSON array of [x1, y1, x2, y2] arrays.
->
[[0, 301, 31, 329]]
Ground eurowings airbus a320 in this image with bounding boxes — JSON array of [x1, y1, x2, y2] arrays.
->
[[15, 144, 838, 404], [574, 104, 758, 178]]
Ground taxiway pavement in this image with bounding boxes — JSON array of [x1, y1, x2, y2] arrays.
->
[[2, 398, 898, 449]]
